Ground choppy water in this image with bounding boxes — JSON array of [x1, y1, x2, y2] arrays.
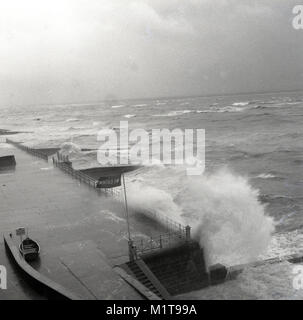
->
[[1, 91, 303, 299]]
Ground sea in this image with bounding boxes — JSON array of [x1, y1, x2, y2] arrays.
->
[[1, 91, 303, 299]]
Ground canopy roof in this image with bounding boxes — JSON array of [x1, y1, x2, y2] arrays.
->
[[80, 165, 140, 179]]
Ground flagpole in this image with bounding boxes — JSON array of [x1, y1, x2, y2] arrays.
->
[[122, 173, 131, 241]]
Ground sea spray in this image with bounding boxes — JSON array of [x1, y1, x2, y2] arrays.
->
[[176, 168, 275, 266], [126, 181, 184, 225], [60, 141, 82, 157], [126, 166, 274, 267], [57, 142, 275, 266], [59, 142, 99, 169]]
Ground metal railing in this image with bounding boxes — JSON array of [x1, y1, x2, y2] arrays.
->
[[53, 157, 97, 188], [54, 153, 190, 252], [52, 154, 120, 197], [147, 212, 187, 235], [6, 139, 192, 255], [6, 139, 49, 161], [133, 228, 190, 256]]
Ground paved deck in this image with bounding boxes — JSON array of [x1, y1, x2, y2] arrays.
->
[[0, 142, 144, 299]]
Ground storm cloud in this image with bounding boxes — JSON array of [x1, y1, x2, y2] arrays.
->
[[0, 0, 302, 106]]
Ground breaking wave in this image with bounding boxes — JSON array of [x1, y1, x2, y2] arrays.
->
[[256, 173, 276, 179], [65, 118, 80, 122], [111, 105, 125, 109], [133, 104, 148, 107], [153, 110, 194, 117], [126, 166, 274, 267], [232, 101, 250, 106]]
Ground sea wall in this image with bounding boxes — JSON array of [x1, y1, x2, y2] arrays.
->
[[141, 241, 209, 295]]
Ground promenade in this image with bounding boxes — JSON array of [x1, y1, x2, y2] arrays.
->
[[0, 141, 143, 299]]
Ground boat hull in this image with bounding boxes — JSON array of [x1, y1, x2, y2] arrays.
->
[[19, 238, 40, 262]]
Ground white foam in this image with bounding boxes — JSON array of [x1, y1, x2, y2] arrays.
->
[[126, 166, 274, 267], [256, 173, 276, 179], [133, 104, 147, 107], [111, 105, 125, 108], [65, 118, 80, 122], [263, 230, 303, 260], [196, 106, 249, 113], [127, 181, 184, 225], [217, 106, 248, 113], [232, 101, 250, 106], [153, 110, 194, 117], [178, 169, 274, 266], [178, 261, 303, 300], [102, 209, 125, 223]]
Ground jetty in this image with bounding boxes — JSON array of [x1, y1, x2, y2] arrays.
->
[[4, 233, 80, 300], [0, 140, 143, 299], [2, 138, 303, 300], [1, 139, 214, 299]]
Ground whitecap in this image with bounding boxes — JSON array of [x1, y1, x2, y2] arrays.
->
[[153, 110, 194, 117], [196, 106, 246, 113], [65, 118, 80, 122], [124, 114, 136, 119], [111, 105, 125, 109], [133, 104, 147, 107], [232, 101, 250, 106], [256, 173, 276, 179], [196, 109, 212, 113], [218, 106, 247, 113]]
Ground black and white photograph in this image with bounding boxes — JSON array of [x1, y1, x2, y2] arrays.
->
[[0, 0, 303, 305]]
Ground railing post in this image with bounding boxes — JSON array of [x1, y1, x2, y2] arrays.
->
[[128, 240, 137, 261], [185, 225, 191, 241]]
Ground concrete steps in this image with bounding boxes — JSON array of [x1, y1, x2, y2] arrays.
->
[[123, 260, 170, 300], [120, 242, 210, 297], [142, 242, 210, 295], [126, 261, 162, 297]]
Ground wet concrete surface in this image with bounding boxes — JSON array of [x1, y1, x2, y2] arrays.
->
[[0, 142, 146, 299]]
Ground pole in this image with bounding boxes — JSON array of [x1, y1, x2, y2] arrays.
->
[[122, 173, 131, 241], [185, 225, 191, 241], [123, 173, 136, 261]]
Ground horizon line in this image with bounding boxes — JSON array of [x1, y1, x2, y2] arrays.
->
[[2, 88, 303, 108]]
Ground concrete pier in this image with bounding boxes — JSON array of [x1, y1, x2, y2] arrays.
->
[[0, 142, 144, 299], [4, 234, 80, 300]]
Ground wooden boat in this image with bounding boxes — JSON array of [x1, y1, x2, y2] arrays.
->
[[19, 237, 40, 262]]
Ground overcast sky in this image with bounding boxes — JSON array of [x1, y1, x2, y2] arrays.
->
[[1, 0, 303, 106]]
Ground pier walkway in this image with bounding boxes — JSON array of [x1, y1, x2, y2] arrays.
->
[[6, 138, 192, 257], [2, 139, 200, 298], [0, 141, 144, 299]]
